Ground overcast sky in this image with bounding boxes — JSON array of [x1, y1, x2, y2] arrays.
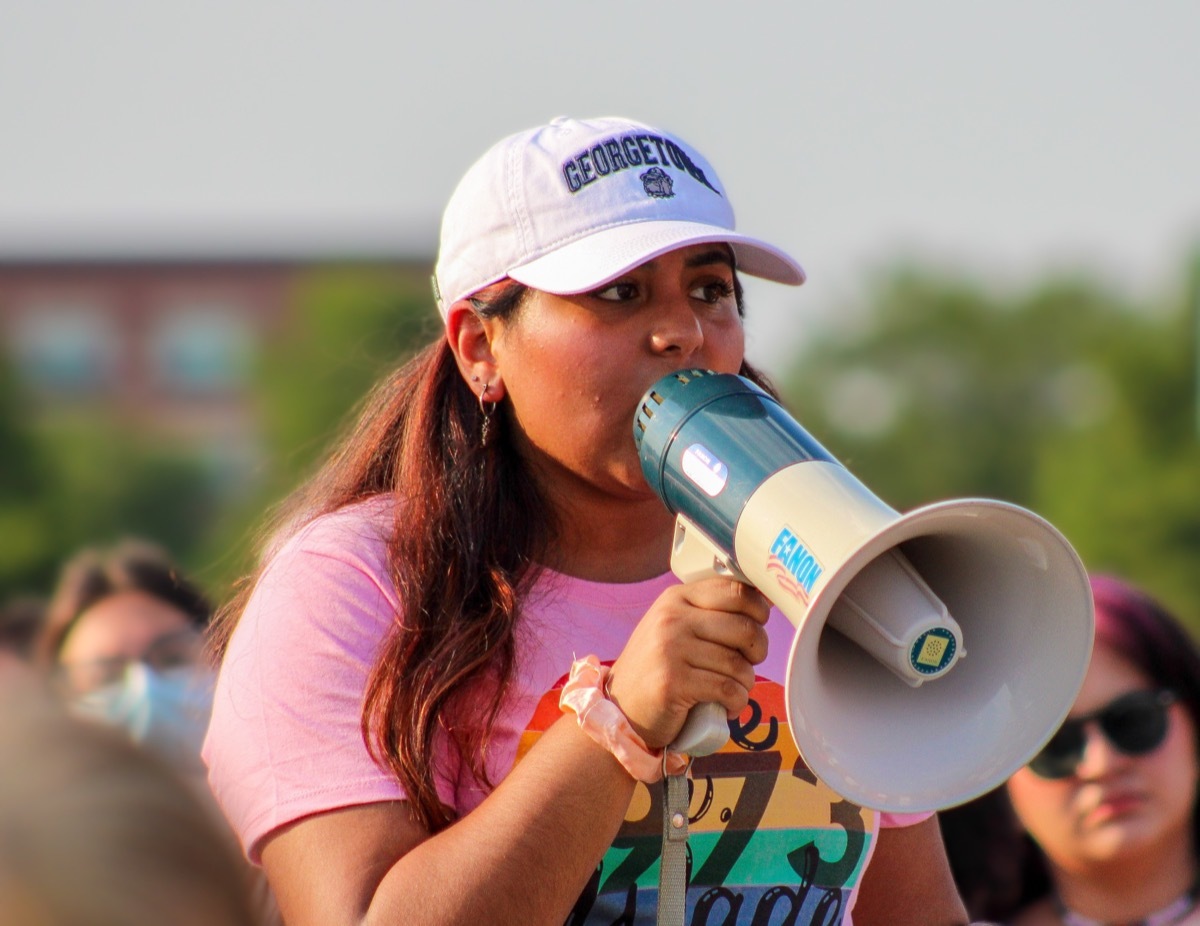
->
[[2, 1, 1197, 372]]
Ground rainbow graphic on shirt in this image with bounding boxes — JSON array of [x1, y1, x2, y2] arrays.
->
[[517, 675, 879, 925]]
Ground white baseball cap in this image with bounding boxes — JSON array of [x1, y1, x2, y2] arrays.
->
[[432, 115, 806, 318]]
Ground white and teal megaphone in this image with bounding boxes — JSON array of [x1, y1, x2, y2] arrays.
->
[[634, 369, 1094, 812]]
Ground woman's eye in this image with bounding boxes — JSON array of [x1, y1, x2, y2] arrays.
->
[[692, 280, 736, 304], [591, 282, 639, 302]]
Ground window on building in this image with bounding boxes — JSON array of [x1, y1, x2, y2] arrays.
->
[[9, 305, 119, 395], [148, 306, 254, 395]]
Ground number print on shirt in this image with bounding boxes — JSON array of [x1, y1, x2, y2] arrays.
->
[[522, 676, 876, 926]]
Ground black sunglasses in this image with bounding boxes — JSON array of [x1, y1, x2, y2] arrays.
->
[[1028, 688, 1177, 780]]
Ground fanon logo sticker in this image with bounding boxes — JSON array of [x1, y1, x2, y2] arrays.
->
[[766, 527, 823, 603]]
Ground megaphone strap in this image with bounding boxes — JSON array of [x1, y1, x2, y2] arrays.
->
[[657, 763, 691, 926], [559, 655, 688, 784]]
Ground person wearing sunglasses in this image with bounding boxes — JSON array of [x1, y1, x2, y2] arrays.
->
[[1024, 688, 1179, 783], [939, 573, 1200, 925]]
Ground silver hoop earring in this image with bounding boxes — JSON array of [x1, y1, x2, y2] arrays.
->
[[478, 382, 496, 447]]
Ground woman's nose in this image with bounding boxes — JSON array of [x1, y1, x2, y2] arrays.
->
[[649, 295, 703, 357], [1073, 722, 1130, 779]]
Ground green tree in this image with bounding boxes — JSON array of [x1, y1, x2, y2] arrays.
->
[[0, 263, 435, 606], [0, 357, 55, 597], [779, 262, 1200, 625], [0, 367, 219, 600], [196, 263, 434, 596]]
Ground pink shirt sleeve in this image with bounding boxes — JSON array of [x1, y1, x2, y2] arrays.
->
[[202, 507, 460, 862], [879, 810, 934, 828]]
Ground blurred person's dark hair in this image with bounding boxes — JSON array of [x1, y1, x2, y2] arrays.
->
[[0, 679, 260, 926], [0, 594, 45, 660], [1088, 573, 1200, 767], [35, 537, 212, 668], [937, 784, 1043, 922]]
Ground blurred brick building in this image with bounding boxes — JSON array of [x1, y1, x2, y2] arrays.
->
[[0, 246, 430, 489]]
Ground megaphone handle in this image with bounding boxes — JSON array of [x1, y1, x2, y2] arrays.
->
[[669, 701, 730, 756], [665, 516, 747, 757]]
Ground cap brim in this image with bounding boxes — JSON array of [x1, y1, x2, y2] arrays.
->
[[506, 220, 806, 295]]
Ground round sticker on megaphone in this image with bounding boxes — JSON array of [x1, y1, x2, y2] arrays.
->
[[909, 627, 958, 677]]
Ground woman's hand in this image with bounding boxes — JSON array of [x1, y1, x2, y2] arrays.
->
[[606, 577, 771, 749]]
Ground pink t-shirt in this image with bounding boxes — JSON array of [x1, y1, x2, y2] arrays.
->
[[203, 496, 930, 924]]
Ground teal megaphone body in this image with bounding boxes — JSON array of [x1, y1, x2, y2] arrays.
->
[[634, 369, 1094, 812]]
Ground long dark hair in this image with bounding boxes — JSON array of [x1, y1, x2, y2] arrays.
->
[[208, 275, 779, 832]]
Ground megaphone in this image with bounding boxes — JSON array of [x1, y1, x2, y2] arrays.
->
[[634, 369, 1094, 812]]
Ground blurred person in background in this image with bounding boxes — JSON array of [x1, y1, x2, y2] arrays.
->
[[35, 536, 215, 785], [33, 536, 282, 925], [0, 678, 260, 926], [939, 574, 1200, 925], [0, 593, 45, 680]]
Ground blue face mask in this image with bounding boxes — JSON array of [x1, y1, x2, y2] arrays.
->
[[72, 663, 216, 776]]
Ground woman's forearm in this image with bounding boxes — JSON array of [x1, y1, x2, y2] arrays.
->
[[365, 716, 638, 926]]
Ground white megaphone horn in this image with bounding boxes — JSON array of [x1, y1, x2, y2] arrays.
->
[[634, 369, 1094, 812]]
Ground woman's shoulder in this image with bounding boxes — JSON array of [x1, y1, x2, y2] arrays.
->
[[245, 495, 401, 612], [237, 495, 401, 650], [268, 495, 396, 568]]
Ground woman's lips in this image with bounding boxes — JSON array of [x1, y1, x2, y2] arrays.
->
[[1086, 788, 1147, 824]]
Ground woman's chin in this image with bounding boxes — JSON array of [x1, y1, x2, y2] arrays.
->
[[1077, 816, 1164, 863]]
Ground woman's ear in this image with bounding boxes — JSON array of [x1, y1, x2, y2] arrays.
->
[[445, 301, 505, 400]]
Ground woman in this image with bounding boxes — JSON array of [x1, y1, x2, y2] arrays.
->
[[37, 537, 215, 781], [203, 115, 967, 925], [943, 574, 1200, 925]]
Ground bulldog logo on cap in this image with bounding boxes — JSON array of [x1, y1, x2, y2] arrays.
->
[[640, 167, 674, 199]]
